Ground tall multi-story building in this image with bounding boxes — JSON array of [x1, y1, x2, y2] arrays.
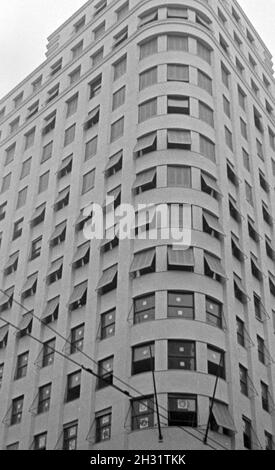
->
[[0, 0, 275, 451]]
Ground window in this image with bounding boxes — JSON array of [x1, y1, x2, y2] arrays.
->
[[82, 169, 95, 194], [139, 67, 157, 90], [27, 101, 39, 119], [223, 95, 230, 118], [140, 37, 158, 59], [134, 294, 155, 324], [46, 84, 59, 103], [131, 396, 154, 430], [71, 40, 83, 60], [237, 318, 245, 347], [113, 27, 128, 48], [167, 34, 188, 52], [243, 417, 252, 449], [221, 63, 230, 88], [167, 64, 189, 82], [245, 181, 253, 206], [95, 409, 111, 443], [85, 136, 97, 160], [139, 10, 158, 27], [65, 370, 81, 402], [33, 433, 47, 450], [14, 352, 28, 380], [101, 309, 116, 339], [12, 218, 23, 240], [257, 336, 265, 364], [64, 124, 76, 146], [168, 340, 196, 370], [84, 107, 100, 130], [207, 346, 225, 379], [37, 383, 51, 414], [197, 40, 211, 63], [236, 57, 244, 75], [268, 128, 275, 150], [42, 338, 55, 367], [112, 86, 126, 111], [20, 158, 31, 179], [168, 395, 197, 427], [240, 118, 248, 140], [0, 107, 5, 120], [167, 166, 191, 187], [30, 203, 46, 227], [117, 1, 129, 21], [132, 343, 154, 375], [238, 86, 246, 110], [16, 187, 27, 209], [262, 202, 273, 226], [0, 202, 7, 221], [0, 363, 3, 389], [110, 117, 124, 142], [168, 96, 189, 115], [89, 75, 102, 99], [206, 298, 222, 328], [30, 237, 42, 260], [11, 396, 24, 425], [1, 173, 11, 193], [42, 111, 56, 135], [199, 101, 214, 126], [219, 34, 229, 54], [97, 356, 113, 389], [197, 70, 212, 94], [24, 128, 35, 150], [66, 94, 78, 118], [63, 422, 78, 450], [251, 79, 259, 96], [254, 107, 263, 132], [91, 47, 104, 67], [113, 55, 127, 80], [50, 58, 62, 76], [9, 117, 19, 133], [138, 98, 157, 122], [168, 292, 194, 319], [234, 32, 242, 48], [239, 364, 248, 396], [265, 432, 274, 451], [58, 155, 73, 179], [94, 0, 106, 16], [69, 281, 87, 311], [69, 66, 81, 85], [5, 143, 16, 165], [41, 141, 53, 163], [38, 171, 49, 193], [242, 149, 250, 171], [93, 21, 105, 40], [200, 135, 215, 161], [46, 258, 63, 284], [13, 92, 23, 108], [261, 382, 269, 412]]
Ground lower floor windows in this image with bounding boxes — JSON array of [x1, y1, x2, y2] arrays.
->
[[206, 298, 223, 328], [242, 416, 252, 449], [134, 294, 155, 324], [33, 432, 47, 450], [63, 422, 78, 450], [207, 346, 226, 379], [168, 340, 196, 370], [95, 409, 112, 443], [168, 394, 197, 427], [168, 292, 194, 319], [131, 396, 154, 431], [132, 343, 154, 375]]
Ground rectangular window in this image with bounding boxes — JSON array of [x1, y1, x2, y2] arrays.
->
[[5, 143, 16, 166], [14, 352, 28, 380], [245, 181, 253, 206], [24, 128, 35, 150], [243, 416, 252, 449], [91, 47, 104, 67], [38, 171, 49, 193], [132, 343, 154, 375], [13, 92, 23, 108], [93, 21, 105, 40], [223, 95, 230, 117], [27, 101, 39, 119], [207, 346, 225, 379], [33, 433, 47, 450], [239, 364, 248, 395], [64, 124, 76, 146], [198, 70, 212, 94], [113, 55, 127, 80], [74, 15, 85, 33], [261, 382, 269, 412], [9, 117, 19, 133], [94, 0, 107, 16], [63, 422, 78, 450], [66, 94, 78, 118], [95, 409, 111, 443], [13, 218, 24, 240], [134, 294, 155, 324], [138, 98, 157, 123], [168, 394, 197, 427], [101, 309, 116, 339], [168, 96, 189, 115], [139, 67, 158, 90], [89, 75, 102, 99], [225, 127, 233, 150], [140, 38, 158, 59], [240, 119, 248, 140], [50, 58, 62, 76], [65, 370, 81, 402], [85, 136, 98, 160], [46, 84, 59, 103], [237, 318, 245, 347], [117, 2, 129, 21], [168, 340, 196, 370], [16, 187, 27, 209], [168, 292, 194, 319], [200, 135, 215, 162], [41, 141, 53, 163], [42, 338, 55, 368], [199, 102, 214, 126], [37, 383, 51, 414], [112, 86, 126, 111], [97, 356, 113, 389], [167, 64, 189, 82], [257, 336, 265, 364], [238, 86, 246, 110], [131, 396, 154, 430], [167, 34, 188, 51], [82, 169, 95, 194], [69, 66, 81, 85], [110, 117, 124, 142], [70, 324, 84, 354], [167, 166, 191, 187], [11, 396, 24, 425], [206, 298, 222, 328], [221, 64, 230, 88], [71, 40, 83, 60], [113, 27, 128, 48], [1, 173, 11, 193], [197, 40, 211, 63], [30, 236, 42, 260], [242, 149, 250, 171]]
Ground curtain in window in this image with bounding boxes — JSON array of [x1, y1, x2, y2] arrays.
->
[[140, 38, 158, 59], [139, 67, 157, 90], [167, 35, 188, 51], [167, 64, 189, 82], [138, 99, 157, 123], [197, 40, 211, 64], [199, 102, 214, 127], [199, 135, 215, 161]]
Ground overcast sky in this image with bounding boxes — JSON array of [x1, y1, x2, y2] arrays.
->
[[0, 0, 274, 99]]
